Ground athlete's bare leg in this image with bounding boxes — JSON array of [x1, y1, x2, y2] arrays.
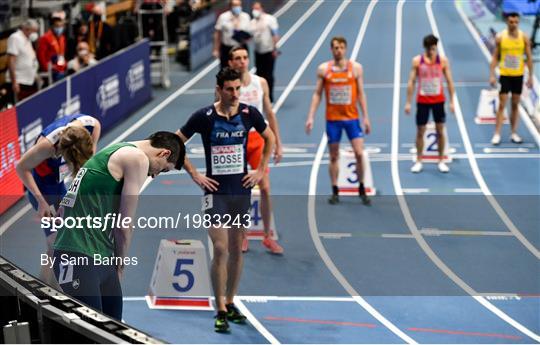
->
[[258, 175, 283, 254], [510, 93, 520, 134], [351, 137, 370, 205], [42, 233, 62, 289], [415, 125, 426, 162], [259, 175, 272, 238], [209, 227, 229, 312], [225, 227, 244, 304], [435, 122, 446, 162], [495, 93, 509, 135], [328, 143, 340, 187]]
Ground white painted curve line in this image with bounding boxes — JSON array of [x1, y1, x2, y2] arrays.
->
[[307, 1, 416, 343], [234, 298, 280, 345], [0, 204, 32, 236], [454, 0, 540, 148], [249, 1, 322, 75], [276, 1, 322, 51], [428, 1, 539, 259], [394, 1, 540, 342], [273, 0, 296, 18]]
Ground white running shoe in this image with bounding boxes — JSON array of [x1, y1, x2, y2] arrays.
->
[[510, 133, 523, 144], [411, 162, 423, 173], [438, 161, 449, 173], [491, 133, 501, 145]]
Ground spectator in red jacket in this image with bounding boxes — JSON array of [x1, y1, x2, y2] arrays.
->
[[37, 14, 67, 82]]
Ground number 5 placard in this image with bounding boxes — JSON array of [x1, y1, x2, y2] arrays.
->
[[146, 239, 213, 310]]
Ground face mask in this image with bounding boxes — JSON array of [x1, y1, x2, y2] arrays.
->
[[252, 9, 261, 18], [78, 49, 89, 58], [29, 32, 38, 42], [231, 6, 242, 15], [53, 27, 64, 36]]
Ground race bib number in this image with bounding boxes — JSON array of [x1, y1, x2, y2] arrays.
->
[[57, 261, 73, 284], [503, 54, 520, 70], [211, 145, 244, 175], [420, 78, 441, 96], [329, 85, 352, 105], [202, 194, 213, 211], [60, 168, 87, 208]]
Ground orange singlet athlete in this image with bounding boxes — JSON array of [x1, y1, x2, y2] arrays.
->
[[305, 36, 371, 205]]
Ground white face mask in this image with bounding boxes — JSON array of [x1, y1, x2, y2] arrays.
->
[[29, 32, 38, 42], [231, 6, 242, 15], [252, 9, 261, 18]]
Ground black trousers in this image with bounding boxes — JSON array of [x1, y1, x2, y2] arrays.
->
[[255, 51, 276, 102]]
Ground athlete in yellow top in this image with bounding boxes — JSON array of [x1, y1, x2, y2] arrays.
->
[[489, 12, 533, 145]]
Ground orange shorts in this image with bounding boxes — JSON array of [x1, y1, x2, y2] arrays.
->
[[247, 130, 269, 173]]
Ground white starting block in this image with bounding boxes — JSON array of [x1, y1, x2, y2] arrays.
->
[[410, 121, 454, 163], [246, 186, 278, 240], [475, 88, 508, 124], [146, 239, 213, 310], [337, 148, 376, 196]]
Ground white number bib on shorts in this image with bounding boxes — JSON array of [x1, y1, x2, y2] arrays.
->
[[329, 85, 352, 105], [211, 145, 244, 175]]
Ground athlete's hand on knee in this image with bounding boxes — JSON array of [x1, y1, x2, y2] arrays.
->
[[404, 102, 411, 115], [192, 172, 219, 191], [305, 119, 313, 135], [242, 170, 264, 188], [274, 144, 283, 164]]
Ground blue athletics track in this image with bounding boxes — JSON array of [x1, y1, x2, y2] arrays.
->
[[1, 1, 538, 344]]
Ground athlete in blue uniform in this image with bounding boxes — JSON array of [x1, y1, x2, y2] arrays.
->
[[16, 114, 100, 286], [177, 68, 275, 333]]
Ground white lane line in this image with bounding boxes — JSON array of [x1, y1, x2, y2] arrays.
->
[[234, 298, 281, 345], [397, 2, 540, 342], [0, 204, 33, 236], [240, 296, 356, 302], [319, 232, 352, 239], [275, 1, 322, 51], [402, 188, 430, 194], [454, 0, 540, 148], [431, 2, 540, 259], [381, 234, 415, 239], [453, 188, 482, 193], [418, 228, 514, 237], [273, 0, 296, 18], [307, 1, 417, 343], [483, 147, 530, 153]]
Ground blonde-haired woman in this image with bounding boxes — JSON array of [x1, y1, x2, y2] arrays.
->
[[16, 114, 101, 286]]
